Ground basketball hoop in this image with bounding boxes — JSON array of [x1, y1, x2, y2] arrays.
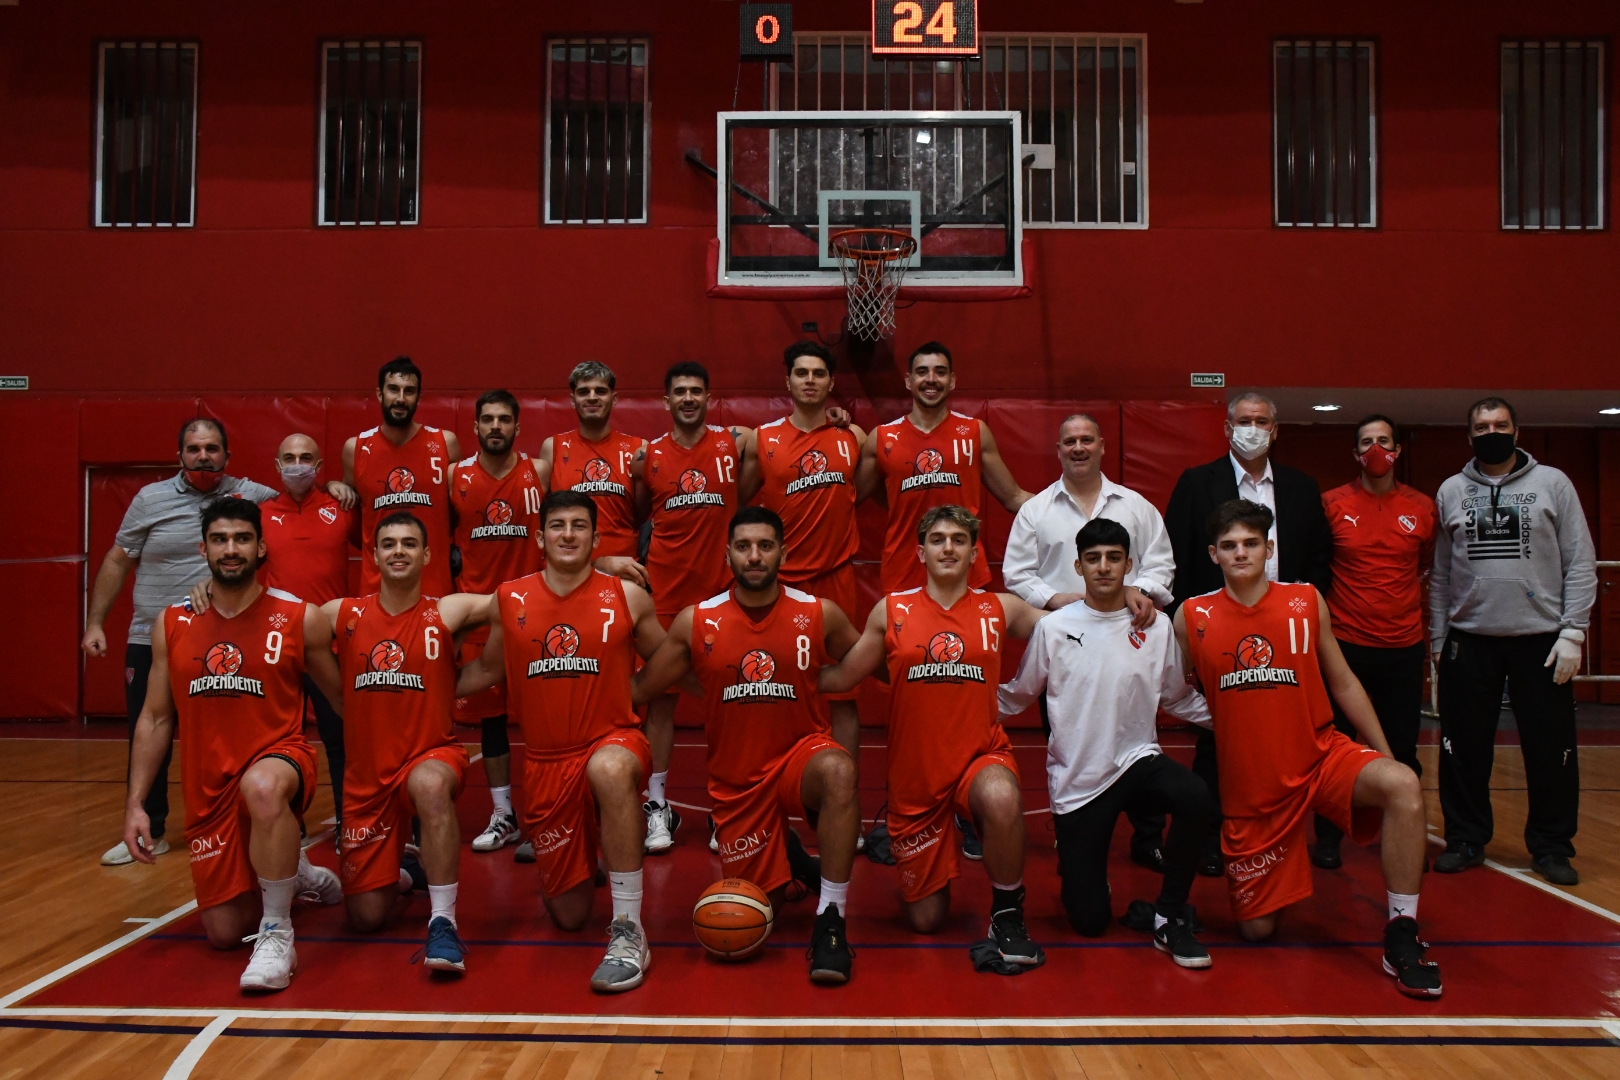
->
[[829, 228, 918, 341]]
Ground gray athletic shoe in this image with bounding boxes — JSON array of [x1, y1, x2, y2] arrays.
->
[[590, 916, 650, 993], [513, 840, 536, 864], [100, 837, 169, 866]]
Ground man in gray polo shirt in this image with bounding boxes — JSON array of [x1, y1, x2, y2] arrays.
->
[[83, 417, 277, 866]]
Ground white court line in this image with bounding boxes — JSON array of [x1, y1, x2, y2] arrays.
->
[[122, 918, 156, 925], [161, 1014, 235, 1079], [0, 900, 197, 1009], [1427, 829, 1620, 926], [468, 752, 483, 765]]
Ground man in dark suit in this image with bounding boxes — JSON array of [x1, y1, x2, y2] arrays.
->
[[1162, 392, 1335, 875]]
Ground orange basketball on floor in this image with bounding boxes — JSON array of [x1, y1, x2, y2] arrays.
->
[[692, 878, 773, 960]]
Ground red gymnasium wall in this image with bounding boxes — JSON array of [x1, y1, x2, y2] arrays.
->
[[0, 1, 1618, 396]]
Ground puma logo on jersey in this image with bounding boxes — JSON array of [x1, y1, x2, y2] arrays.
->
[[508, 591, 528, 605], [270, 515, 286, 524], [893, 603, 912, 616], [1064, 633, 1085, 647], [1193, 604, 1214, 618], [705, 617, 723, 632], [1342, 514, 1360, 527]]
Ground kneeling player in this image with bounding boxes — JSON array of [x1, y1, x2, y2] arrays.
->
[[820, 505, 1046, 966], [457, 491, 667, 993], [633, 507, 862, 983], [323, 511, 492, 973], [999, 518, 1214, 967], [1174, 499, 1441, 998], [124, 498, 343, 992]]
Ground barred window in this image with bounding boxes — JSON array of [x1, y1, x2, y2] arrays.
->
[[771, 33, 1147, 227], [1273, 41, 1377, 228], [1502, 41, 1605, 230], [95, 42, 197, 227], [318, 41, 422, 227], [545, 38, 650, 225]]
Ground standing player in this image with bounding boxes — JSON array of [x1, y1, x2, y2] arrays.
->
[[632, 507, 862, 984], [635, 362, 743, 853], [859, 342, 1032, 594], [452, 390, 544, 859], [1173, 500, 1442, 998], [123, 498, 343, 992], [456, 492, 667, 993], [343, 356, 460, 598], [820, 505, 1046, 969], [535, 361, 647, 574], [323, 511, 490, 973]]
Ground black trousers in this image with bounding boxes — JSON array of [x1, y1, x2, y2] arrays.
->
[[1040, 696, 1164, 851], [1191, 727, 1222, 857], [1315, 640, 1426, 846], [124, 643, 173, 838], [1052, 754, 1211, 936], [304, 675, 344, 825], [1438, 629, 1578, 859]]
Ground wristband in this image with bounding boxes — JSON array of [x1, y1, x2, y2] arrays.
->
[[1558, 628, 1585, 645]]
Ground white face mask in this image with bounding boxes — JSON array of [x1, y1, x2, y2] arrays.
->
[[280, 463, 318, 497], [1229, 424, 1272, 461]]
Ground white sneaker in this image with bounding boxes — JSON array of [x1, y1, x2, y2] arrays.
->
[[708, 815, 719, 854], [472, 812, 521, 853], [239, 921, 297, 992], [590, 916, 649, 993], [644, 801, 680, 855], [101, 837, 169, 866], [296, 854, 343, 905]]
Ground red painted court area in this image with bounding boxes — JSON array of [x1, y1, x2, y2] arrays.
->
[[27, 743, 1620, 1020]]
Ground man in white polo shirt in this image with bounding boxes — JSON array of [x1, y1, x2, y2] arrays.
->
[[1002, 412, 1174, 869]]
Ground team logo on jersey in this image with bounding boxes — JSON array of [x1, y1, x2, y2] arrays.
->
[[793, 613, 811, 631], [898, 448, 962, 492], [319, 506, 338, 525], [785, 448, 846, 495], [189, 641, 265, 697], [1398, 514, 1417, 534], [470, 499, 528, 540], [722, 649, 797, 702], [508, 590, 528, 628], [1128, 628, 1146, 650], [1218, 634, 1298, 691], [571, 458, 628, 497], [527, 624, 599, 678], [1288, 595, 1310, 614], [373, 467, 434, 510], [268, 612, 288, 630], [664, 469, 726, 510], [906, 631, 985, 683], [354, 639, 425, 691]]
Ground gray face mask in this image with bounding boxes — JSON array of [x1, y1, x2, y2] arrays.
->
[[280, 463, 318, 497], [1229, 424, 1272, 461]]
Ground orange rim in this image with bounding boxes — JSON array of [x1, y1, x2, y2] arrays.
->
[[829, 228, 918, 262]]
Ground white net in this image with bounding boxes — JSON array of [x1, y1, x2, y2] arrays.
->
[[831, 230, 917, 341]]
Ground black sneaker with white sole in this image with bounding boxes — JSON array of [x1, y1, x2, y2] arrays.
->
[[988, 892, 1042, 966], [807, 906, 854, 984], [957, 815, 983, 861], [1382, 916, 1443, 998], [1153, 915, 1212, 969]]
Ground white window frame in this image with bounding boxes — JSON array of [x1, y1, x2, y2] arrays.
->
[[94, 41, 199, 228], [543, 37, 653, 225], [317, 40, 423, 228]]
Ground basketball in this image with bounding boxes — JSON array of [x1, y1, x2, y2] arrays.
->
[[386, 466, 415, 493], [544, 623, 580, 658], [1235, 634, 1274, 669], [692, 878, 773, 960], [678, 468, 706, 494], [738, 649, 776, 683], [203, 642, 242, 676]]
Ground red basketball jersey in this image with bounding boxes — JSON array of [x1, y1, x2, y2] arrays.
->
[[1184, 583, 1338, 831], [883, 587, 1010, 815], [873, 413, 990, 593], [353, 425, 454, 597], [643, 427, 738, 616], [164, 588, 309, 824], [450, 453, 544, 593], [688, 587, 830, 800], [753, 418, 861, 579], [335, 594, 459, 796], [497, 569, 639, 756], [550, 430, 641, 559]]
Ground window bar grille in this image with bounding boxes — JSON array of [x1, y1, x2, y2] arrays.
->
[[1503, 42, 1604, 230], [547, 39, 648, 224], [97, 42, 196, 227], [321, 41, 418, 226]]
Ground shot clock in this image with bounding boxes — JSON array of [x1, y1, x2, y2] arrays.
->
[[872, 0, 978, 57]]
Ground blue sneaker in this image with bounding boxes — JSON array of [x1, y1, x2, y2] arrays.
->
[[419, 916, 468, 973]]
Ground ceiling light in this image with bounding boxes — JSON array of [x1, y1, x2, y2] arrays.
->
[[1312, 404, 1341, 412], [1601, 407, 1620, 416]]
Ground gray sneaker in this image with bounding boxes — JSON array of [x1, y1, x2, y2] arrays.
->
[[590, 916, 650, 993], [513, 840, 536, 864]]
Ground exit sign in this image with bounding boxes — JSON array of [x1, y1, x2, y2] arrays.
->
[[1190, 373, 1225, 388], [0, 376, 27, 390], [873, 0, 978, 57]]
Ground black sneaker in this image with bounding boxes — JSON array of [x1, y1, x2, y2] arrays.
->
[[1310, 837, 1343, 870], [806, 906, 854, 984], [1531, 854, 1579, 885], [400, 848, 428, 893], [1382, 916, 1442, 998], [1122, 899, 1205, 935], [1153, 915, 1211, 969], [989, 894, 1041, 966], [1130, 841, 1166, 874], [1197, 849, 1225, 878], [957, 815, 983, 861], [513, 840, 536, 864], [1434, 842, 1485, 874], [785, 828, 821, 902]]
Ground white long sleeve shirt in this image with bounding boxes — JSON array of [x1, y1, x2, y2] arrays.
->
[[998, 601, 1211, 815], [1001, 475, 1176, 609], [1230, 453, 1280, 582]]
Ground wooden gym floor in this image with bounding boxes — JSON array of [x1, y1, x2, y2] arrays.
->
[[0, 726, 1617, 1079]]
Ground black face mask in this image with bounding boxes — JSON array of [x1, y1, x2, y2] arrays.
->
[[1471, 431, 1517, 466]]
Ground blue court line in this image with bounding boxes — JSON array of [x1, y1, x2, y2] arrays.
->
[[0, 1018, 1614, 1049]]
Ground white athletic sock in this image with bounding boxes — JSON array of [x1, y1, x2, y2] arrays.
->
[[647, 771, 668, 806], [259, 874, 297, 925], [397, 868, 413, 894], [490, 785, 513, 819], [816, 878, 849, 917], [428, 882, 459, 927], [610, 869, 644, 928], [1387, 890, 1420, 923]]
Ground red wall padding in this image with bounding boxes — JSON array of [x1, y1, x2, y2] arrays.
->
[[0, 562, 81, 718]]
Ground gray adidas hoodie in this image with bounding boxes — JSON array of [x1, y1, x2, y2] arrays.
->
[[1429, 449, 1597, 644]]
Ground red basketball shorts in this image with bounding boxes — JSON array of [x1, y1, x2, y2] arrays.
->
[[1223, 733, 1383, 921], [712, 733, 844, 895], [186, 737, 317, 910], [887, 749, 1019, 903], [339, 744, 469, 896], [453, 628, 506, 723], [521, 728, 652, 897]]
